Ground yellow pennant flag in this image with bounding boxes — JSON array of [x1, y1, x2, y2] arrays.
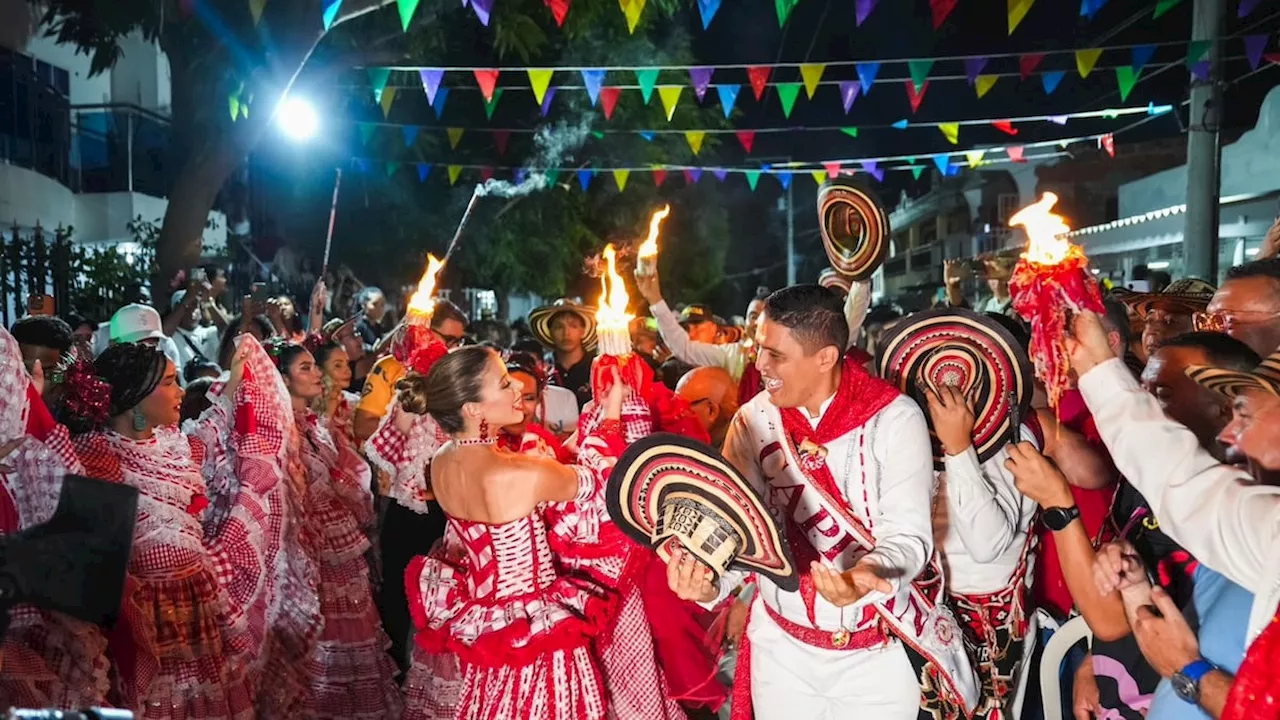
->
[[250, 0, 266, 25], [620, 0, 646, 33], [613, 169, 631, 191], [939, 123, 959, 145], [447, 127, 465, 149], [527, 69, 554, 106], [685, 130, 706, 155], [965, 150, 986, 168], [1076, 48, 1103, 78], [975, 75, 998, 99], [658, 86, 683, 122], [1008, 0, 1034, 34], [447, 165, 462, 185], [811, 170, 827, 186], [800, 63, 826, 99], [380, 87, 398, 118]]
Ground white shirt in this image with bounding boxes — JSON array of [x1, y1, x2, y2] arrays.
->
[[650, 301, 735, 370], [173, 325, 220, 372], [539, 385, 580, 435], [1079, 358, 1280, 642]]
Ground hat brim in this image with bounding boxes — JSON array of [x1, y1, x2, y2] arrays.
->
[[817, 180, 890, 281], [606, 433, 798, 591], [1125, 293, 1213, 318], [818, 268, 854, 294], [528, 304, 598, 353], [1187, 360, 1280, 398], [876, 308, 1033, 469]]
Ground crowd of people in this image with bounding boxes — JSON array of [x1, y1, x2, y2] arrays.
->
[[1, 226, 1280, 720]]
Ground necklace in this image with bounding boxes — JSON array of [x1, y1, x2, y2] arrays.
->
[[454, 436, 497, 447]]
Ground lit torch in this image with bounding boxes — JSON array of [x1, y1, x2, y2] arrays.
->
[[406, 253, 446, 320], [635, 205, 671, 278], [595, 244, 634, 357], [1007, 192, 1105, 409]]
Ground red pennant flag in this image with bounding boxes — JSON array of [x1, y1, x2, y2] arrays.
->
[[683, 169, 699, 185], [1019, 53, 1045, 80], [905, 80, 929, 113], [493, 130, 511, 155], [1006, 146, 1026, 163], [736, 130, 756, 153], [480, 167, 494, 181], [930, 0, 958, 27], [747, 66, 772, 101], [992, 120, 1019, 136], [824, 162, 842, 180], [1101, 133, 1115, 157], [544, 0, 570, 26], [1266, 52, 1280, 65], [599, 87, 622, 120], [653, 168, 668, 187], [473, 69, 500, 102]]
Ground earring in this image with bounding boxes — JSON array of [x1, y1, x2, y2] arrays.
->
[[132, 407, 147, 432], [479, 419, 490, 439]]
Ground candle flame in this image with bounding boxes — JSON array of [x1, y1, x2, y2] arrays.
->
[[407, 253, 446, 316], [1009, 192, 1073, 265], [636, 205, 671, 259], [596, 244, 632, 328]]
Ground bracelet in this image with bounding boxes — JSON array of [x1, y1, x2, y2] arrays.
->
[[597, 418, 622, 437]]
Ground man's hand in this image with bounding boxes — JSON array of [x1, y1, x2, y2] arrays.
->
[[1260, 217, 1280, 260], [310, 279, 328, 315], [1073, 655, 1102, 720], [634, 270, 664, 306], [810, 559, 892, 608], [1132, 586, 1201, 678], [1005, 442, 1075, 508], [1094, 540, 1150, 596], [1066, 311, 1116, 377], [943, 259, 964, 287], [665, 546, 718, 603], [925, 385, 976, 456]]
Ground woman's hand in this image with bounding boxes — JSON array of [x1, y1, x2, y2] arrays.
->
[[665, 546, 718, 603], [924, 385, 975, 456], [225, 343, 250, 397], [392, 403, 417, 433]]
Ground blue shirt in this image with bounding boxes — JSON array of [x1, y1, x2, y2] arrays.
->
[[1148, 565, 1253, 719]]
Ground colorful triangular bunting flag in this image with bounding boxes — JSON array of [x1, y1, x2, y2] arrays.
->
[[1115, 66, 1140, 101], [1007, 146, 1025, 162], [368, 68, 391, 103], [447, 165, 462, 185], [696, 0, 721, 28], [992, 120, 1018, 135], [776, 0, 798, 26], [545, 0, 571, 26], [1153, 0, 1183, 18], [747, 66, 772, 101], [737, 130, 756, 153], [402, 125, 418, 147], [471, 0, 493, 25], [620, 0, 646, 32], [745, 170, 761, 190], [939, 123, 959, 144], [379, 86, 397, 117], [635, 68, 659, 104], [419, 69, 443, 105], [931, 0, 958, 28], [965, 57, 989, 85], [577, 168, 593, 191], [483, 88, 503, 119], [446, 127, 464, 149], [1245, 34, 1268, 70], [582, 70, 606, 106], [811, 170, 829, 186], [416, 163, 431, 181], [891, 119, 909, 129], [855, 0, 877, 24], [910, 165, 925, 180], [1131, 44, 1157, 72], [685, 168, 702, 184], [540, 87, 557, 117], [1019, 53, 1044, 79], [839, 81, 861, 112], [777, 83, 802, 117], [599, 87, 621, 120], [1076, 48, 1103, 78], [689, 67, 714, 101], [856, 62, 880, 94], [397, 0, 419, 30], [658, 86, 683, 120], [861, 161, 884, 182], [905, 80, 929, 113], [964, 150, 985, 168], [652, 168, 668, 187], [613, 169, 630, 191], [976, 75, 998, 98], [685, 131, 706, 155], [712, 168, 729, 182], [1041, 70, 1065, 94], [907, 60, 934, 91], [357, 122, 376, 146], [321, 0, 342, 30], [432, 87, 450, 118], [527, 69, 554, 106], [717, 84, 741, 118], [1101, 133, 1115, 157], [1008, 0, 1034, 33], [841, 127, 859, 138], [800, 63, 826, 99]]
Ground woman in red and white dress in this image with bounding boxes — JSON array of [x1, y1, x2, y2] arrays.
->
[[269, 341, 402, 719], [400, 345, 627, 720]]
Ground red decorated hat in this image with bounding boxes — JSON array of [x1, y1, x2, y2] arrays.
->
[[817, 179, 890, 281]]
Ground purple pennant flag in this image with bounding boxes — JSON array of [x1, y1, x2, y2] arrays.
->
[[514, 168, 528, 185], [1239, 0, 1261, 17], [712, 168, 729, 182], [1245, 34, 1268, 70], [838, 81, 861, 112], [432, 87, 450, 119], [776, 170, 792, 189], [1190, 60, 1211, 82], [461, 0, 469, 6], [689, 67, 714, 102], [855, 0, 877, 25], [860, 161, 884, 182], [581, 70, 605, 106], [964, 57, 988, 86], [540, 87, 557, 116], [686, 168, 703, 184], [696, 0, 722, 29], [1048, 115, 1068, 125], [471, 0, 492, 25], [420, 69, 444, 105]]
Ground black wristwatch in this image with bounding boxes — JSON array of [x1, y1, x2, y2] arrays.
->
[[1042, 505, 1081, 532], [1172, 659, 1215, 704]]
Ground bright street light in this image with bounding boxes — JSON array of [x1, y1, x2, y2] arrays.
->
[[277, 96, 319, 141]]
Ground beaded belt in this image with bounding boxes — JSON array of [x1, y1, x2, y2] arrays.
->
[[763, 599, 888, 651]]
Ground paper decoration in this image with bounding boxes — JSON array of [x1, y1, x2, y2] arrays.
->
[[810, 170, 828, 186], [386, 161, 400, 177], [907, 60, 933, 91], [976, 75, 998, 98], [1245, 35, 1268, 70], [747, 67, 772, 101], [368, 68, 391, 102], [540, 87, 557, 116], [397, 0, 419, 30], [776, 171, 792, 189], [479, 167, 493, 182], [228, 93, 241, 121], [689, 67, 714, 101], [841, 127, 859, 138], [910, 165, 925, 180], [448, 165, 462, 185], [855, 0, 877, 25], [599, 87, 621, 120], [1131, 45, 1156, 72], [736, 130, 756, 153], [861, 161, 884, 182], [776, 0, 799, 26], [1006, 146, 1025, 162], [636, 69, 659, 104], [800, 64, 826, 99], [1152, 0, 1183, 18], [905, 80, 929, 113], [652, 168, 668, 187], [932, 155, 950, 173], [249, 0, 266, 25], [1240, 0, 1261, 17], [471, 0, 493, 25], [432, 87, 449, 118], [352, 158, 369, 174], [358, 122, 376, 146], [1020, 53, 1044, 79], [685, 168, 702, 184], [712, 168, 729, 182], [777, 83, 802, 117], [1115, 66, 1140, 101], [992, 120, 1018, 135], [527, 69, 554, 106], [939, 123, 959, 144], [685, 131, 706, 155], [380, 87, 397, 117], [931, 0, 958, 28], [717, 85, 740, 118], [577, 168, 593, 191], [1267, 52, 1280, 66], [856, 62, 880, 93], [839, 81, 861, 112], [612, 169, 630, 191], [821, 162, 840, 180], [1190, 61, 1210, 82], [1008, 0, 1034, 33], [416, 163, 431, 181], [446, 127, 465, 149], [321, 0, 342, 30], [639, 131, 655, 141], [582, 70, 606, 105], [402, 126, 418, 147], [1048, 115, 1068, 125], [1080, 0, 1106, 19], [965, 57, 989, 85], [696, 0, 721, 28], [1101, 133, 1115, 157], [745, 170, 761, 190], [620, 0, 646, 32], [493, 130, 510, 155], [545, 169, 560, 186], [545, 0, 570, 26], [658, 86, 683, 121], [483, 89, 503, 119], [1076, 48, 1103, 78], [964, 150, 985, 168], [1187, 40, 1211, 65], [1041, 70, 1065, 94], [420, 69, 444, 105], [891, 119, 909, 129]]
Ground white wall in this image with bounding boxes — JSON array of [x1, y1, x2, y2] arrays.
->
[[0, 162, 76, 228], [22, 33, 112, 105], [24, 30, 170, 115]]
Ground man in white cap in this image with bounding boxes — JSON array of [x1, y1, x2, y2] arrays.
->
[[166, 289, 220, 376], [109, 303, 183, 373]]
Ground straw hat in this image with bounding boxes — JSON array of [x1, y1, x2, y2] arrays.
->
[[817, 179, 890, 280], [528, 299, 598, 352], [1187, 350, 1280, 398], [1124, 278, 1217, 318]]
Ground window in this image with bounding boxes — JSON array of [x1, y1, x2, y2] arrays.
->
[[997, 194, 1020, 224]]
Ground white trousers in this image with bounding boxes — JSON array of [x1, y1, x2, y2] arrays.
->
[[748, 603, 922, 720]]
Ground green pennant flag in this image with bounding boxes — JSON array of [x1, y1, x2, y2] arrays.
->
[[1186, 39, 1211, 65], [483, 88, 504, 119], [591, 131, 605, 139], [368, 68, 391, 102], [1115, 66, 1141, 101], [776, 0, 799, 26], [745, 170, 761, 190], [386, 161, 400, 177], [358, 122, 376, 146], [776, 82, 802, 118], [840, 127, 859, 138], [635, 69, 660, 104], [1153, 0, 1183, 18], [396, 0, 419, 30], [907, 60, 934, 91], [910, 165, 925, 180], [545, 169, 561, 186], [229, 95, 240, 121]]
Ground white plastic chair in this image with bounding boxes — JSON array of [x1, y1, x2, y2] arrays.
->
[[1038, 614, 1094, 720]]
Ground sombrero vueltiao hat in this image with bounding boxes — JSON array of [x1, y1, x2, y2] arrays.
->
[[1124, 278, 1217, 318], [817, 179, 890, 281], [818, 267, 854, 296], [607, 433, 798, 591], [1187, 350, 1280, 398], [876, 308, 1033, 469], [528, 299, 599, 353]]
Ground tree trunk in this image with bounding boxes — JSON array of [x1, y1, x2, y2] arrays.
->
[[153, 138, 241, 302]]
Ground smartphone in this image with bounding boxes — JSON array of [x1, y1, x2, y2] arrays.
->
[[250, 283, 269, 303]]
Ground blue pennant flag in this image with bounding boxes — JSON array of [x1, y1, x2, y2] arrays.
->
[[776, 170, 792, 189], [432, 87, 450, 118], [696, 0, 722, 29], [1041, 71, 1065, 94], [856, 62, 880, 93], [353, 158, 370, 173], [932, 155, 950, 174], [581, 70, 606, 106], [416, 163, 431, 182], [515, 168, 528, 185], [402, 126, 419, 147], [639, 131, 656, 142], [717, 84, 741, 119], [891, 119, 908, 130], [1131, 45, 1157, 72], [577, 169, 593, 191]]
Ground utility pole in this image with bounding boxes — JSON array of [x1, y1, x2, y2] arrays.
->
[[1183, 0, 1224, 281], [786, 178, 796, 285]]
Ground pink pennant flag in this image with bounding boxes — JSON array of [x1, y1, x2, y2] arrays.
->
[[1101, 133, 1115, 157], [1006, 146, 1026, 162], [824, 162, 842, 180]]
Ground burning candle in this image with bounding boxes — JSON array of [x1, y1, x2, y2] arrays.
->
[[634, 205, 671, 277], [1007, 192, 1105, 409], [596, 244, 634, 357], [406, 253, 446, 320]]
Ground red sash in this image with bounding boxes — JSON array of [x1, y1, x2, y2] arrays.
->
[[1223, 602, 1280, 720]]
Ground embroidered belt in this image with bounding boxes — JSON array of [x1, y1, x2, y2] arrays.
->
[[763, 599, 887, 651]]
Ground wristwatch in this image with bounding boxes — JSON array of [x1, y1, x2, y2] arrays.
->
[[1172, 658, 1215, 704], [1042, 505, 1081, 532]]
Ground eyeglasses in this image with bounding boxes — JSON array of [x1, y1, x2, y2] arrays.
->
[[437, 333, 467, 348], [1193, 309, 1280, 333]]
